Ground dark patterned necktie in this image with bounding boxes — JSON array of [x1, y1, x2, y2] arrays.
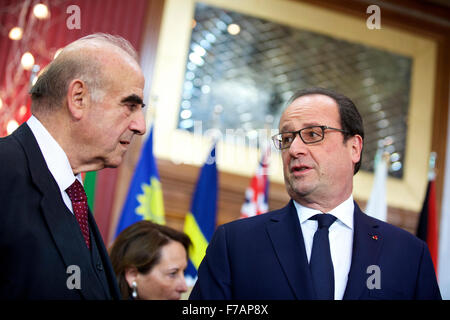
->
[[309, 213, 337, 300], [66, 179, 90, 249]]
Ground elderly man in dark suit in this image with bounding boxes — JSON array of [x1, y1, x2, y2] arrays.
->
[[0, 33, 146, 299], [190, 87, 441, 300]]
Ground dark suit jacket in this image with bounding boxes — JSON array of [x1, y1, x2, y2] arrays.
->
[[190, 200, 441, 300], [0, 123, 121, 299]]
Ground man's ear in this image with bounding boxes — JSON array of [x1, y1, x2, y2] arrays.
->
[[124, 267, 139, 288], [66, 79, 87, 120], [350, 134, 363, 164]]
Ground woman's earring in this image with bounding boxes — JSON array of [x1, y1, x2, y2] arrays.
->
[[131, 281, 138, 299]]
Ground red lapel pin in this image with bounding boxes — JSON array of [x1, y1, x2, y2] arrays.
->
[[371, 235, 379, 240]]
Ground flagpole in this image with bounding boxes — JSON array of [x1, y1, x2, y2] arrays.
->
[[240, 115, 272, 219], [262, 114, 273, 155], [183, 106, 221, 285], [429, 152, 437, 181], [439, 122, 450, 297], [417, 151, 439, 274], [427, 152, 438, 273], [210, 104, 223, 144], [365, 144, 389, 221]]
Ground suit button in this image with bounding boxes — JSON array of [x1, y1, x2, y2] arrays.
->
[[96, 262, 103, 271]]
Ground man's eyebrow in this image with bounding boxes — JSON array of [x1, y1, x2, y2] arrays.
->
[[121, 94, 145, 106], [280, 122, 321, 132]]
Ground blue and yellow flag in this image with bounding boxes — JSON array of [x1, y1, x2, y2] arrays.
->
[[184, 144, 218, 282], [115, 126, 165, 237]]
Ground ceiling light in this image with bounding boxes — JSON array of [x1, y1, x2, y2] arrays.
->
[[19, 105, 28, 117], [8, 27, 23, 40], [33, 3, 49, 19], [21, 52, 35, 70], [227, 23, 241, 35], [7, 120, 19, 135]]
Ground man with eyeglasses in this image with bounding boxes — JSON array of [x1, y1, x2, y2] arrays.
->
[[190, 87, 441, 300]]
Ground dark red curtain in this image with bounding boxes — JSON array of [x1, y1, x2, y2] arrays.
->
[[0, 0, 151, 243], [0, 0, 148, 136]]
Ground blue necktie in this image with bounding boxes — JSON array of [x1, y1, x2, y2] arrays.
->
[[309, 214, 337, 300]]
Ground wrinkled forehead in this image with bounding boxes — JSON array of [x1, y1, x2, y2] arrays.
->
[[279, 94, 340, 130]]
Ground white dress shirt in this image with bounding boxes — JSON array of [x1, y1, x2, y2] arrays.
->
[[27, 115, 82, 214], [294, 195, 354, 300]]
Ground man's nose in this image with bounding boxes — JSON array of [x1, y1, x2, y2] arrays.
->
[[288, 133, 309, 157], [130, 109, 146, 135]]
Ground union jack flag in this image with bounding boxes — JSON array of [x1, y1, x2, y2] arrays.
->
[[241, 147, 270, 218]]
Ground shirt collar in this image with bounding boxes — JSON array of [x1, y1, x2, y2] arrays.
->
[[294, 195, 354, 229], [27, 115, 81, 192]]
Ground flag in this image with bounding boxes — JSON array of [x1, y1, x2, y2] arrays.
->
[[365, 149, 388, 221], [115, 126, 165, 237], [184, 144, 218, 283], [439, 163, 450, 299], [82, 171, 97, 212], [241, 146, 270, 218], [417, 178, 439, 274]]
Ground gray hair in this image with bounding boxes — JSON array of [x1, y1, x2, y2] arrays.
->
[[67, 33, 139, 61], [29, 33, 139, 112]]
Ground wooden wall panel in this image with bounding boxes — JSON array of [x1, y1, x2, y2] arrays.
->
[[157, 158, 417, 236], [157, 157, 291, 230]]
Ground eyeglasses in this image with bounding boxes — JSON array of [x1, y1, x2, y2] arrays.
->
[[271, 125, 349, 150]]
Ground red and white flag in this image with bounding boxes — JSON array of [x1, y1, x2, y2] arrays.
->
[[241, 147, 270, 218]]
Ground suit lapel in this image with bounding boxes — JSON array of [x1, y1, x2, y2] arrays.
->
[[265, 201, 315, 299], [14, 124, 109, 299], [343, 202, 383, 299]]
